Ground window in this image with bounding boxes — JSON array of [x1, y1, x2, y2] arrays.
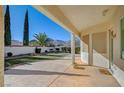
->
[[120, 17, 124, 59]]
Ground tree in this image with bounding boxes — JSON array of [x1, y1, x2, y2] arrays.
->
[[34, 32, 48, 46], [23, 10, 29, 46], [4, 5, 11, 46], [29, 39, 38, 46]]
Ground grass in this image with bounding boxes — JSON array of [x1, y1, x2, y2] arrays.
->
[[5, 53, 68, 68], [47, 53, 66, 57]]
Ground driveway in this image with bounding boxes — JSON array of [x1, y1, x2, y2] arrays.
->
[[4, 54, 120, 87]]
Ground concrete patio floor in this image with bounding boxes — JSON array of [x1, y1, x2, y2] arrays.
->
[[4, 54, 120, 87]]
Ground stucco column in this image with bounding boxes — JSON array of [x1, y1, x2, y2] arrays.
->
[[80, 35, 83, 62], [89, 33, 93, 65], [107, 30, 111, 69], [0, 6, 4, 87], [71, 33, 75, 64]]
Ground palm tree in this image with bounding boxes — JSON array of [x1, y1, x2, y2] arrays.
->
[[4, 5, 11, 46], [23, 10, 29, 46], [34, 32, 48, 46]]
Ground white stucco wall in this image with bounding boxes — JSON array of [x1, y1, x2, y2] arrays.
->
[[81, 43, 89, 64], [93, 51, 109, 68], [81, 35, 89, 64], [81, 52, 89, 64], [5, 46, 60, 57], [92, 31, 109, 68]]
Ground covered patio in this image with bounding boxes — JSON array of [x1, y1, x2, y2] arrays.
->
[[0, 5, 124, 86], [4, 54, 120, 87]]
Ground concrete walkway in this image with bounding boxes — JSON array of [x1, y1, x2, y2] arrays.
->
[[4, 54, 120, 87]]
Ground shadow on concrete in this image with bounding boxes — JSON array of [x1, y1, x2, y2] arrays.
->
[[5, 69, 90, 77]]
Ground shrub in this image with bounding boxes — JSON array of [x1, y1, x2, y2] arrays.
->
[[7, 52, 13, 57], [75, 47, 80, 54], [35, 47, 41, 53]]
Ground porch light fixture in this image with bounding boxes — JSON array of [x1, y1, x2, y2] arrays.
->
[[109, 29, 116, 38], [102, 9, 109, 16]]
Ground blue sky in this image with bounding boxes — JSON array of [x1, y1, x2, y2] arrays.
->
[[4, 5, 70, 42]]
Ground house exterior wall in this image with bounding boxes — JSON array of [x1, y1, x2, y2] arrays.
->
[[110, 6, 124, 71], [0, 6, 4, 87], [92, 32, 109, 68], [82, 6, 124, 72], [109, 6, 124, 86], [81, 6, 124, 86], [81, 22, 109, 68]]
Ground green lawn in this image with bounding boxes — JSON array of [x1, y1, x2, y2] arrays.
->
[[5, 53, 68, 67]]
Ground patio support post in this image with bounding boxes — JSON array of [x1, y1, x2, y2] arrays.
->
[[89, 33, 93, 65], [80, 36, 83, 63], [0, 6, 4, 87], [71, 33, 75, 65]]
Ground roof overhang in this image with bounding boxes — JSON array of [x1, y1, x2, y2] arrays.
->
[[33, 5, 118, 37], [33, 5, 80, 37]]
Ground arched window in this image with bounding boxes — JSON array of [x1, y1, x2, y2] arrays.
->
[[120, 17, 124, 59]]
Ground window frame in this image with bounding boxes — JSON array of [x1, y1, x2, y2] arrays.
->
[[120, 16, 124, 59]]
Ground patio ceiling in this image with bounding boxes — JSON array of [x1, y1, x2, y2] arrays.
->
[[33, 5, 118, 37]]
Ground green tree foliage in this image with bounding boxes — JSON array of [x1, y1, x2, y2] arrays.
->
[[75, 47, 80, 54], [4, 5, 11, 46], [34, 32, 48, 46], [29, 39, 39, 46], [23, 10, 29, 46]]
